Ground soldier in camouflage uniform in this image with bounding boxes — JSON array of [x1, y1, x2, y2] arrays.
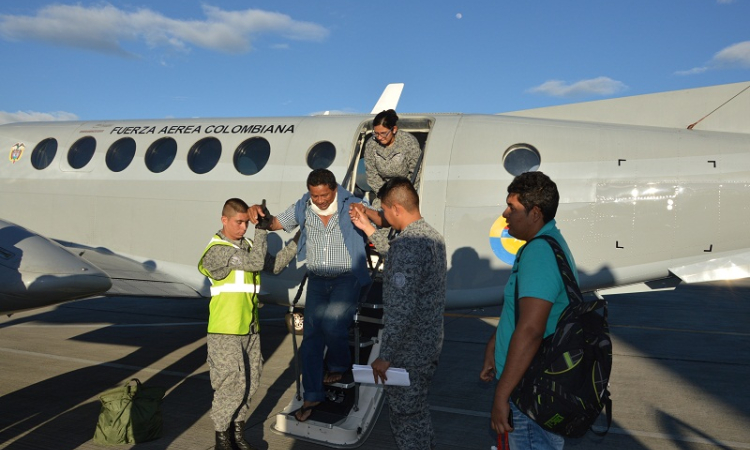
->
[[365, 109, 422, 207], [351, 178, 447, 450], [198, 198, 298, 450]]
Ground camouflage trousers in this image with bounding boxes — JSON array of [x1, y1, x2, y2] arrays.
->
[[384, 361, 438, 450], [207, 333, 262, 431]]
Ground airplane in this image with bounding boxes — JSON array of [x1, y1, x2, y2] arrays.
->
[[1, 81, 749, 446]]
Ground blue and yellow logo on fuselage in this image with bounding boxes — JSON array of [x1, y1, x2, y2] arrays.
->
[[489, 216, 526, 265]]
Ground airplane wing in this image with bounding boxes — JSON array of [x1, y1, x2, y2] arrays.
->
[[592, 276, 683, 296], [0, 217, 203, 316], [502, 82, 750, 133], [0, 219, 112, 314], [60, 242, 204, 298], [594, 250, 750, 297], [669, 252, 750, 284]]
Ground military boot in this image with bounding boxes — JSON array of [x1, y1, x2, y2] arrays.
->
[[232, 421, 259, 450], [215, 430, 234, 450]]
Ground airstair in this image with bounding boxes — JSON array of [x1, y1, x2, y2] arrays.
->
[[271, 117, 431, 447], [271, 277, 386, 448]]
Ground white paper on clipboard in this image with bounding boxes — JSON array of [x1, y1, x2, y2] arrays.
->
[[352, 364, 410, 386]]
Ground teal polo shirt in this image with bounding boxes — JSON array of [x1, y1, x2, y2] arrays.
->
[[494, 219, 578, 378]]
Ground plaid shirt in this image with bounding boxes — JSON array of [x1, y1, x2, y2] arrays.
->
[[277, 201, 352, 277]]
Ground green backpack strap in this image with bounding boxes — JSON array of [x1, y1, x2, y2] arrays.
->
[[513, 235, 582, 325]]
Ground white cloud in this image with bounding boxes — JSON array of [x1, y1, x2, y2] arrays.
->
[[713, 41, 750, 68], [675, 40, 750, 75], [675, 66, 709, 76], [528, 77, 627, 98], [0, 110, 79, 125], [0, 4, 329, 57]]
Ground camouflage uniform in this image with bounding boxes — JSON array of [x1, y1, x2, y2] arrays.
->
[[206, 332, 262, 430], [369, 218, 447, 450], [364, 132, 421, 204], [200, 229, 297, 431]]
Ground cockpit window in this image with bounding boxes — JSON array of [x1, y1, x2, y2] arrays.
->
[[188, 137, 222, 174], [67, 136, 97, 169], [234, 137, 270, 176], [503, 143, 541, 176], [106, 137, 136, 172], [307, 141, 336, 169], [145, 137, 177, 173], [31, 138, 58, 170]]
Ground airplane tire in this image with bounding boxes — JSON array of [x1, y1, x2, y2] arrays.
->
[[285, 311, 304, 335]]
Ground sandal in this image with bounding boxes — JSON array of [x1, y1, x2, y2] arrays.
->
[[294, 402, 320, 422], [323, 372, 343, 384]]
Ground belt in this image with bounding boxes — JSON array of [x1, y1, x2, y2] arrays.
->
[[208, 322, 258, 336], [309, 271, 352, 279]]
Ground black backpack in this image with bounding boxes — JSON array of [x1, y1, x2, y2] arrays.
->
[[511, 235, 612, 438]]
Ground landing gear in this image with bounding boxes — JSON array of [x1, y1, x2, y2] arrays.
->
[[285, 309, 304, 336]]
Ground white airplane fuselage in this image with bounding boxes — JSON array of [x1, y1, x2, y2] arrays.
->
[[2, 88, 750, 313]]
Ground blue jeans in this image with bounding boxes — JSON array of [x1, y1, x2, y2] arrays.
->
[[508, 402, 565, 450], [300, 273, 361, 402]]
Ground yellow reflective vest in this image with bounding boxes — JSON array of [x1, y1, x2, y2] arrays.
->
[[198, 235, 261, 335]]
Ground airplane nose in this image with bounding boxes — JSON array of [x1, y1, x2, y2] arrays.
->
[[0, 219, 112, 314]]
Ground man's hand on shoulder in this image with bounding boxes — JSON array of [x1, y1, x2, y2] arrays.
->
[[350, 204, 376, 236]]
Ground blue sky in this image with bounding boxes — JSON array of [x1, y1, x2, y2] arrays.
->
[[1, 1, 749, 124]]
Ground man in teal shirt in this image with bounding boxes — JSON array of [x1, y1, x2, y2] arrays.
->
[[480, 171, 577, 450]]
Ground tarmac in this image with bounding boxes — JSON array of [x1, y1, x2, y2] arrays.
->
[[1, 279, 749, 450]]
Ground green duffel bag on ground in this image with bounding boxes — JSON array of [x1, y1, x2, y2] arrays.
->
[[93, 378, 166, 445]]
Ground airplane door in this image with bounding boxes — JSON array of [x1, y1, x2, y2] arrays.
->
[[343, 116, 437, 205], [279, 115, 438, 208]]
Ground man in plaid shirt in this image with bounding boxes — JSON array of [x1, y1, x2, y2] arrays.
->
[[248, 169, 370, 422]]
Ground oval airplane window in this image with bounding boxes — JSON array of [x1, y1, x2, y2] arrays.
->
[[503, 143, 541, 176], [234, 137, 270, 176], [188, 137, 222, 174], [145, 137, 178, 173], [307, 141, 336, 169], [68, 136, 97, 170], [106, 137, 136, 172], [31, 138, 58, 170]]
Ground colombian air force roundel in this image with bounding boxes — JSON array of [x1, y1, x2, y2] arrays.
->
[[489, 215, 526, 266]]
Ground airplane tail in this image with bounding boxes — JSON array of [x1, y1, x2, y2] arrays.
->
[[370, 83, 404, 114], [503, 81, 750, 134]]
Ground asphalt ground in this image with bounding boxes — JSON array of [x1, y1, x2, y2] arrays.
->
[[1, 279, 749, 449]]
